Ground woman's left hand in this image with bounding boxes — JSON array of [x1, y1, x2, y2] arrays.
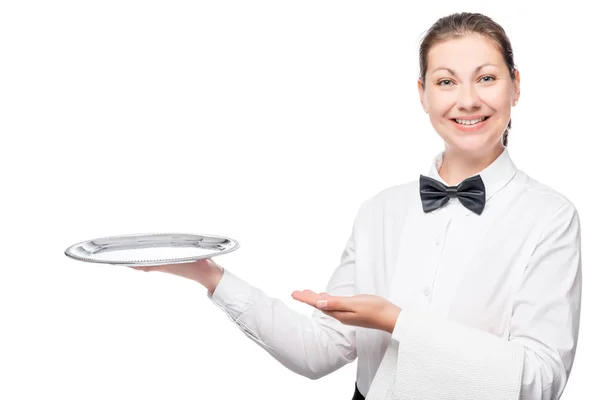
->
[[291, 289, 401, 333]]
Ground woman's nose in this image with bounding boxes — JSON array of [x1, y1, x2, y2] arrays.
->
[[456, 84, 482, 110]]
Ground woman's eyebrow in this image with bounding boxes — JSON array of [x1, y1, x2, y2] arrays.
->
[[431, 63, 499, 76]]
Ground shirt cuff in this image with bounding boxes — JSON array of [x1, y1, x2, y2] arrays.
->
[[206, 268, 253, 321]]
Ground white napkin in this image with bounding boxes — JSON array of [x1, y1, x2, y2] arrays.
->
[[366, 310, 524, 400]]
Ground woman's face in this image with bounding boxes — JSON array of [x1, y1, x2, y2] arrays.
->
[[419, 33, 520, 155]]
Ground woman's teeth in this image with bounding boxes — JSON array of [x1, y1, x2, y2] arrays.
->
[[454, 117, 487, 125]]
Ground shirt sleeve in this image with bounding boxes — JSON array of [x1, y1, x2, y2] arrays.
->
[[206, 201, 368, 380], [386, 202, 582, 400]]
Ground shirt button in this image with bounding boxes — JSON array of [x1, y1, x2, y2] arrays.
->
[[423, 288, 430, 297], [435, 237, 442, 246]]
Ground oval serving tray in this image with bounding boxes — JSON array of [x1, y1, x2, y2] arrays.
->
[[64, 232, 240, 267]]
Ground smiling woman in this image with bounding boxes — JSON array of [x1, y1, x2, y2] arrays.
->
[[133, 11, 581, 400], [418, 14, 519, 153]]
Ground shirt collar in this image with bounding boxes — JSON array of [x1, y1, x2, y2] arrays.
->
[[425, 147, 517, 214]]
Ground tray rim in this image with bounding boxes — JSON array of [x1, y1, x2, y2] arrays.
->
[[64, 232, 240, 266]]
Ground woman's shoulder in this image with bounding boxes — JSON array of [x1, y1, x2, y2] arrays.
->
[[513, 169, 579, 214], [353, 179, 421, 220], [375, 179, 420, 201]]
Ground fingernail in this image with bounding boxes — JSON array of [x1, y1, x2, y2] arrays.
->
[[317, 300, 328, 309]]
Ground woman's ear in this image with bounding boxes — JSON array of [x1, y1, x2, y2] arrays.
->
[[513, 69, 521, 105], [418, 78, 427, 113]]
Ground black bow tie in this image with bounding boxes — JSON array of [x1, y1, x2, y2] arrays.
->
[[419, 174, 486, 215]]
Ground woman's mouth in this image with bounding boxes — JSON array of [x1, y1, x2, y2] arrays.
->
[[451, 116, 490, 131]]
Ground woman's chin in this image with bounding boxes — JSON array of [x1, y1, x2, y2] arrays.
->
[[443, 134, 499, 153]]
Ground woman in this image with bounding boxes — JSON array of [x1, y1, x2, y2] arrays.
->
[[136, 12, 582, 400]]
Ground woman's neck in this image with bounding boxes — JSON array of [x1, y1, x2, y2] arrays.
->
[[438, 144, 504, 186]]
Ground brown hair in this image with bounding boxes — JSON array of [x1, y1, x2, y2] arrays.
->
[[418, 12, 516, 146]]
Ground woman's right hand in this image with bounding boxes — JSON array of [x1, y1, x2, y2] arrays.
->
[[132, 258, 224, 294]]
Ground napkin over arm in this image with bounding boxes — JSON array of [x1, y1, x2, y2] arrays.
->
[[367, 202, 582, 400]]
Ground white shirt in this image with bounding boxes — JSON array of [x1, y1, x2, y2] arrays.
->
[[207, 147, 582, 400]]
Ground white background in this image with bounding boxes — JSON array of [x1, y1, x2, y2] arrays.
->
[[1, 1, 597, 399]]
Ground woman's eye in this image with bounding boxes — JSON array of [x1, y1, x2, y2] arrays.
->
[[436, 76, 495, 86]]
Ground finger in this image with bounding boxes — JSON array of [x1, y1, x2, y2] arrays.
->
[[291, 289, 322, 307], [291, 289, 317, 302], [317, 296, 354, 311]]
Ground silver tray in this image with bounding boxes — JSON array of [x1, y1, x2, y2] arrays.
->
[[64, 233, 240, 267]]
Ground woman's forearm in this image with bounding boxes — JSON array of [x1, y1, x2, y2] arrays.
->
[[206, 268, 357, 380]]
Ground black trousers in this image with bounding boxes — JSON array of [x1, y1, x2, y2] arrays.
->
[[352, 382, 365, 400]]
